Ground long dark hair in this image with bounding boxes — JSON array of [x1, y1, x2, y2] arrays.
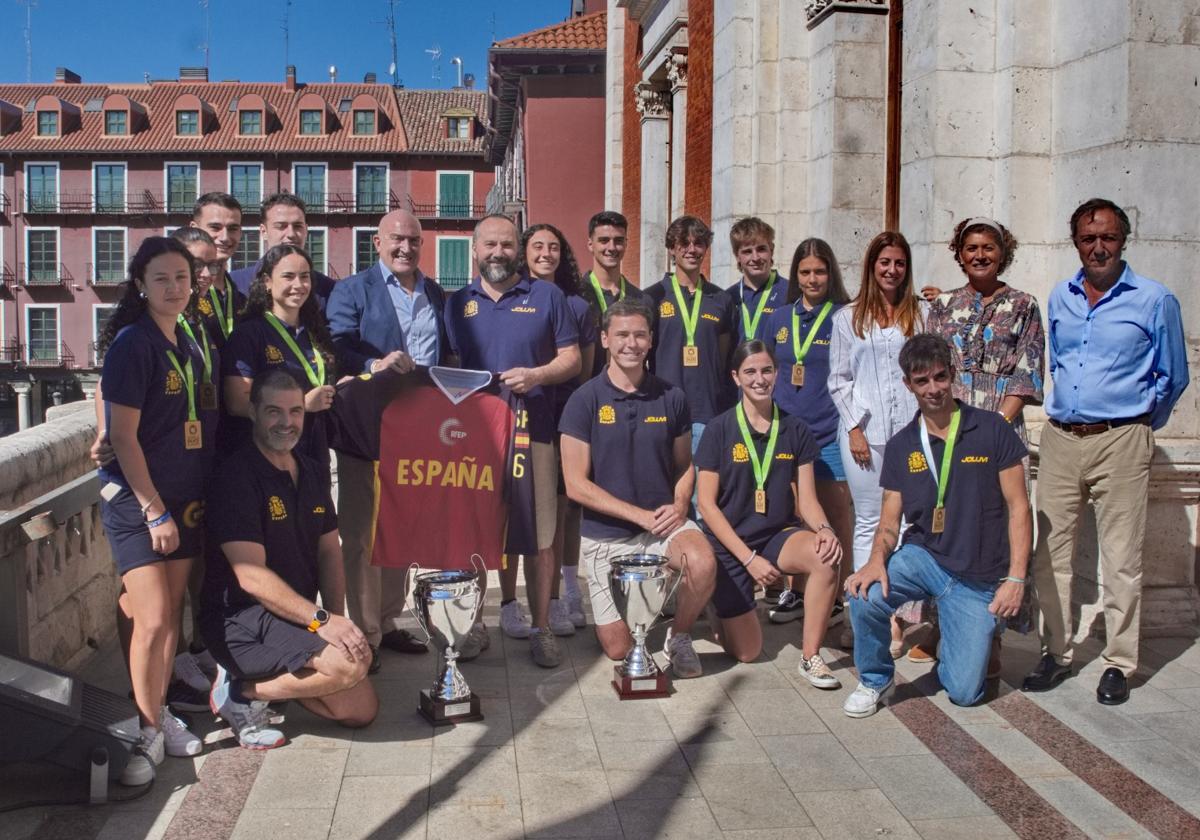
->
[[242, 244, 335, 376], [851, 231, 922, 339], [785, 238, 851, 305], [517, 223, 585, 296], [100, 237, 197, 351]]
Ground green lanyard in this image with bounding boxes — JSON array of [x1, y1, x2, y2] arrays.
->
[[177, 315, 212, 383], [588, 271, 627, 314], [670, 272, 704, 347], [791, 300, 834, 365], [740, 270, 777, 339], [735, 402, 780, 494], [264, 312, 325, 388], [165, 347, 197, 422], [920, 407, 962, 518], [208, 284, 234, 339]]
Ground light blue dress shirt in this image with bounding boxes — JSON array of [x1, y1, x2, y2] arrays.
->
[[1045, 264, 1188, 430], [380, 260, 439, 367]]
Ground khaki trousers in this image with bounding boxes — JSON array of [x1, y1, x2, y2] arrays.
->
[[1033, 421, 1152, 675], [338, 451, 411, 647]]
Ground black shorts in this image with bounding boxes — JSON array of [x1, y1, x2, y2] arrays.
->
[[709, 527, 805, 619], [202, 603, 327, 680], [101, 487, 205, 575]]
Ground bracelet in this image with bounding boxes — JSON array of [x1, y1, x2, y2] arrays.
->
[[1001, 575, 1026, 584], [146, 511, 172, 529], [744, 550, 758, 567], [817, 523, 833, 533], [140, 493, 161, 515]]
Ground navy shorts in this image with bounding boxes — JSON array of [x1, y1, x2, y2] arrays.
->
[[202, 603, 327, 681], [812, 440, 846, 482], [709, 527, 805, 619], [101, 487, 205, 575]]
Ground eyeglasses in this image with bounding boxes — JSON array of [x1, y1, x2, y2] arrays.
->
[[193, 260, 224, 276]]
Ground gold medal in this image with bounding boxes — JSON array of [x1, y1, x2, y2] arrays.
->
[[754, 489, 767, 515], [931, 506, 946, 534], [184, 420, 203, 450], [791, 363, 805, 387], [683, 345, 699, 367], [199, 382, 217, 411]]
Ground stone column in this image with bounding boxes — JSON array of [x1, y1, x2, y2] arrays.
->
[[12, 381, 31, 431], [604, 5, 626, 211], [667, 51, 689, 221], [636, 81, 671, 285]]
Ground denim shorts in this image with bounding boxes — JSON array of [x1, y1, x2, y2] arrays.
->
[[812, 440, 846, 482]]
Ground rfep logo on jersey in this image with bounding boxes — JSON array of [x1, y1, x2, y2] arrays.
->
[[464, 300, 479, 318], [732, 443, 750, 463], [908, 451, 928, 473], [439, 417, 468, 446], [165, 370, 183, 395], [598, 404, 616, 424], [266, 345, 285, 364], [268, 495, 288, 520], [660, 301, 676, 317]]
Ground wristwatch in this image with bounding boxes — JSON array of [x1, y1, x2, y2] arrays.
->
[[307, 608, 330, 633]]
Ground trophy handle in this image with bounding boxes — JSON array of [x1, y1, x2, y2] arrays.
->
[[646, 553, 687, 635], [465, 553, 485, 624], [404, 563, 433, 643]]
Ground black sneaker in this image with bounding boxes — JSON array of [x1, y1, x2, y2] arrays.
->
[[768, 590, 804, 624], [827, 600, 846, 627], [167, 678, 211, 713]]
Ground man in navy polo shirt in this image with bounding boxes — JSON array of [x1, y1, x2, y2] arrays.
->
[[444, 213, 581, 668], [842, 334, 1031, 717], [191, 193, 246, 349], [230, 193, 337, 313], [202, 369, 378, 748], [560, 298, 716, 678], [730, 216, 788, 343]]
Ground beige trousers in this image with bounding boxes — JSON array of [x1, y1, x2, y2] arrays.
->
[[337, 451, 411, 647], [1033, 421, 1153, 675]]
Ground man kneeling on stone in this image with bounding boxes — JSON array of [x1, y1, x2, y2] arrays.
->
[[841, 334, 1030, 718], [202, 369, 378, 748]]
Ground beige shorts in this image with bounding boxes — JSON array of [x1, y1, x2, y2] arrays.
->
[[531, 440, 557, 550], [580, 520, 701, 626]]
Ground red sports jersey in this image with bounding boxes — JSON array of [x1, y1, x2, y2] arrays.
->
[[329, 367, 536, 570]]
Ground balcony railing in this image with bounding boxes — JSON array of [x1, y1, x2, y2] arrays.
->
[[0, 192, 9, 214], [26, 342, 74, 368], [408, 197, 487, 220], [88, 341, 105, 368], [0, 264, 13, 287], [0, 343, 23, 365], [18, 262, 72, 286], [20, 189, 193, 215], [87, 262, 126, 287]]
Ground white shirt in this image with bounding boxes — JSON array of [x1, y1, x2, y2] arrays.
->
[[828, 302, 929, 446]]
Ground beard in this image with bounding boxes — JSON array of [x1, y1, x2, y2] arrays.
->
[[481, 256, 517, 284]]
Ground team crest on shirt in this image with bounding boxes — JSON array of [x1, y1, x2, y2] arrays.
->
[[732, 443, 749, 463], [598, 405, 616, 424], [775, 326, 788, 343], [908, 451, 928, 473], [464, 300, 479, 318], [268, 496, 287, 521], [659, 301, 676, 317], [265, 345, 285, 364], [181, 500, 205, 528], [165, 370, 183, 395], [313, 505, 326, 514], [197, 297, 213, 316]]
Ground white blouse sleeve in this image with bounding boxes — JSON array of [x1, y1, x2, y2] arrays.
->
[[828, 306, 868, 431]]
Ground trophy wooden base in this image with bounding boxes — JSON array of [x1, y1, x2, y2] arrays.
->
[[612, 665, 670, 700], [419, 689, 483, 725]]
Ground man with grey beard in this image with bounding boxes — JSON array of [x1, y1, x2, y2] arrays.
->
[[444, 214, 582, 668]]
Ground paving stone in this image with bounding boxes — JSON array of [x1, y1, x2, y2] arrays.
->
[[723, 829, 823, 840], [514, 716, 603, 772], [95, 810, 175, 840], [910, 815, 1019, 839], [582, 691, 676, 741], [519, 770, 621, 838], [616, 796, 724, 839], [796, 787, 923, 840], [690, 763, 813, 830], [344, 732, 433, 777], [428, 697, 514, 748], [427, 801, 525, 840], [958, 722, 1071, 779], [429, 745, 520, 811], [1024, 776, 1155, 840], [668, 713, 772, 767], [731, 687, 829, 736], [857, 754, 995, 820], [229, 807, 334, 840], [243, 747, 347, 811], [328, 775, 429, 840], [761, 732, 876, 792]]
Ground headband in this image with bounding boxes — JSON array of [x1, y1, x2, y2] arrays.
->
[[959, 217, 1004, 246]]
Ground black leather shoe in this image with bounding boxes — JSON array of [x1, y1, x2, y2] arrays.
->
[[1096, 667, 1129, 705], [380, 629, 428, 655], [368, 645, 381, 675], [1021, 654, 1071, 692]]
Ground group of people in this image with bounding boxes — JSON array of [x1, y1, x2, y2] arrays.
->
[[92, 190, 1188, 788]]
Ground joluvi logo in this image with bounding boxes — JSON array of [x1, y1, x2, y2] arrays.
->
[[961, 455, 989, 464], [464, 300, 479, 318], [165, 370, 183, 395], [598, 405, 616, 424], [732, 443, 750, 463], [265, 345, 285, 364], [268, 495, 287, 521], [512, 306, 537, 314], [439, 417, 468, 446], [908, 451, 928, 473]]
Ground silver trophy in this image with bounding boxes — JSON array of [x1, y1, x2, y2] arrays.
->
[[609, 553, 682, 699], [410, 568, 483, 724]]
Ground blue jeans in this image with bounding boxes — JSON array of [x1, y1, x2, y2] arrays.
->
[[848, 543, 1000, 706]]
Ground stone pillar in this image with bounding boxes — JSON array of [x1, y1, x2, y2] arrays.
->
[[12, 382, 31, 431], [668, 51, 689, 220], [636, 81, 671, 285], [604, 5, 626, 211]]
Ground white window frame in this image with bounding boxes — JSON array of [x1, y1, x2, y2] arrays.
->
[[227, 161, 264, 211], [24, 226, 61, 284], [435, 169, 474, 214], [91, 226, 129, 283], [305, 225, 328, 274], [91, 161, 128, 213], [25, 303, 61, 363], [25, 161, 60, 213], [434, 235, 472, 283], [162, 161, 201, 214], [290, 161, 328, 207], [352, 226, 377, 275], [353, 161, 390, 212], [92, 303, 118, 366]]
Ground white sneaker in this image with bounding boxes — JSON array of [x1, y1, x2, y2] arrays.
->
[[842, 680, 893, 718], [160, 706, 203, 757], [798, 654, 841, 690], [173, 651, 213, 693], [529, 628, 561, 668], [548, 598, 577, 636], [663, 629, 702, 678], [120, 725, 164, 786], [458, 621, 490, 661], [565, 592, 586, 628], [500, 600, 532, 639]]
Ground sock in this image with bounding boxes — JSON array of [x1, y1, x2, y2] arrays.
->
[[229, 678, 252, 705], [562, 570, 580, 599]]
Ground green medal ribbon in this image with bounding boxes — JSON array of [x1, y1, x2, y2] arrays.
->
[[165, 347, 197, 422], [922, 407, 962, 510], [588, 271, 627, 314], [208, 284, 234, 338], [264, 312, 326, 388], [670, 272, 705, 347], [735, 403, 781, 495], [739, 269, 777, 339], [177, 315, 212, 383], [791, 300, 834, 365]]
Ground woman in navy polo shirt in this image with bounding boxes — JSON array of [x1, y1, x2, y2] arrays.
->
[[515, 223, 599, 637], [221, 244, 336, 481], [762, 238, 853, 625], [99, 237, 213, 783], [696, 340, 844, 687]]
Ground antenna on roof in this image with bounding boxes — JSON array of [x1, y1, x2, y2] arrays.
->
[[18, 0, 37, 84], [281, 0, 293, 70], [199, 0, 211, 71], [386, 0, 400, 87], [425, 44, 442, 83]]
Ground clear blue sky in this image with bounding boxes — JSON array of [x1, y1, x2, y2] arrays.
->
[[0, 0, 570, 88]]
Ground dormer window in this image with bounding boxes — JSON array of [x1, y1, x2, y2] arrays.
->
[[37, 111, 58, 136], [176, 110, 199, 135], [353, 109, 376, 135], [104, 110, 127, 136], [300, 109, 322, 135], [239, 109, 263, 136], [447, 117, 471, 139]]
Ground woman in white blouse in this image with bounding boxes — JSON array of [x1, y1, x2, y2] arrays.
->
[[828, 231, 927, 650]]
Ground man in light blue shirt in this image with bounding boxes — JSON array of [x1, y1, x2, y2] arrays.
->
[[1024, 198, 1188, 706]]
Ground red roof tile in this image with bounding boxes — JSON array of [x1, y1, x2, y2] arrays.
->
[[394, 90, 487, 154], [492, 11, 606, 51]]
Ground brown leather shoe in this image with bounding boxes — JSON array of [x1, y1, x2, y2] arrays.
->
[[380, 629, 428, 654]]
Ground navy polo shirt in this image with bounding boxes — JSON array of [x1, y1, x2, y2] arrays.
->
[[202, 442, 337, 615], [695, 407, 819, 547], [559, 370, 692, 540], [100, 312, 217, 506], [555, 292, 601, 421], [586, 281, 649, 378], [880, 402, 1027, 582], [764, 300, 841, 448], [645, 275, 736, 424], [197, 278, 247, 350], [734, 275, 789, 342], [445, 275, 579, 443], [230, 261, 336, 314], [219, 315, 332, 477]]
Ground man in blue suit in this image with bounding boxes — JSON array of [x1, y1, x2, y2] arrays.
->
[[327, 209, 454, 671], [230, 193, 337, 313]]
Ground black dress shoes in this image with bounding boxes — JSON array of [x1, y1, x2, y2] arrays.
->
[[1096, 667, 1129, 705], [380, 629, 428, 655], [1021, 654, 1071, 692]]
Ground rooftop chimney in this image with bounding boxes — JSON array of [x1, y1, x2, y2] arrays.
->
[[54, 67, 81, 85], [364, 72, 377, 84], [179, 66, 209, 83], [285, 65, 297, 91], [463, 73, 476, 90]]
